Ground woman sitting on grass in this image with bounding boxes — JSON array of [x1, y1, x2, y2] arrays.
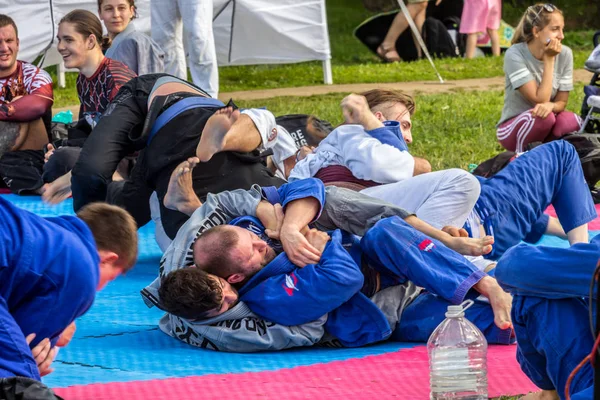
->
[[42, 9, 137, 203], [99, 0, 164, 75], [496, 4, 580, 153]]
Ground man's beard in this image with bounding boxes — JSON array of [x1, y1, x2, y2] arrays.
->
[[265, 246, 277, 264]]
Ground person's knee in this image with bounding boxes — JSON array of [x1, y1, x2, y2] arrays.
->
[[495, 245, 529, 288], [534, 111, 556, 131], [555, 112, 582, 135], [448, 168, 481, 199], [42, 147, 81, 183], [543, 140, 578, 166], [71, 161, 111, 210], [363, 216, 413, 248]]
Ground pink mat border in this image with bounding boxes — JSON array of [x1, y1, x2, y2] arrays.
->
[[54, 345, 538, 399]]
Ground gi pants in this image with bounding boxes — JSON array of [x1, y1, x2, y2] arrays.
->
[[362, 217, 513, 345], [477, 140, 597, 259]]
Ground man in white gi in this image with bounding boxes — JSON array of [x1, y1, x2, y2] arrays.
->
[[289, 89, 481, 230]]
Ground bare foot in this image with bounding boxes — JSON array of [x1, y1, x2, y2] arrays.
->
[[196, 107, 241, 162], [42, 171, 72, 205], [447, 235, 494, 256], [56, 322, 76, 347], [474, 276, 513, 330], [164, 157, 202, 215], [520, 390, 559, 400], [489, 286, 513, 330]]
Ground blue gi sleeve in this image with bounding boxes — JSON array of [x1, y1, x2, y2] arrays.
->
[[241, 230, 364, 326], [274, 178, 326, 222], [366, 121, 408, 152]]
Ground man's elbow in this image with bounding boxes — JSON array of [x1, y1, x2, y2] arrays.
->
[[344, 265, 365, 293], [412, 157, 431, 176]]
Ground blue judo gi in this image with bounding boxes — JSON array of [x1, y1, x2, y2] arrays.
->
[[470, 140, 597, 259], [496, 237, 600, 400], [0, 197, 99, 380], [230, 179, 513, 347]]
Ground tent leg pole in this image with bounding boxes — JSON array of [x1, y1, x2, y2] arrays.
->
[[58, 60, 66, 89], [396, 0, 444, 83], [322, 59, 333, 85]]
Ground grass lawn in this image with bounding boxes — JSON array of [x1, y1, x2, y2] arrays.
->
[[48, 0, 597, 108], [235, 82, 586, 171]]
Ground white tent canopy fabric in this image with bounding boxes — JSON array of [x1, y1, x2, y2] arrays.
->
[[1, 0, 332, 83]]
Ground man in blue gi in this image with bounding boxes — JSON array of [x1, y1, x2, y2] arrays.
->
[[145, 170, 513, 350], [0, 197, 138, 380], [495, 240, 600, 400]]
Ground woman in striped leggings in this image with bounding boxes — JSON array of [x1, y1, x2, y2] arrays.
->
[[496, 4, 580, 153]]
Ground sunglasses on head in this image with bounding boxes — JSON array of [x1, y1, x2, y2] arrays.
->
[[529, 3, 556, 22]]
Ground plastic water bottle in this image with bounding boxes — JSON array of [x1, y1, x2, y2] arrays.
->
[[428, 300, 488, 400]]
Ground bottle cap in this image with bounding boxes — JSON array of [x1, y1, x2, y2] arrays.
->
[[445, 300, 475, 318]]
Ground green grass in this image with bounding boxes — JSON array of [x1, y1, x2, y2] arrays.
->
[[48, 0, 597, 108], [234, 82, 585, 171]]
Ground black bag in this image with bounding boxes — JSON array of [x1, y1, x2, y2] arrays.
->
[[49, 122, 72, 144], [422, 17, 460, 59], [562, 134, 600, 190], [442, 15, 467, 57], [0, 377, 63, 400], [275, 114, 333, 149], [0, 150, 45, 194], [354, 12, 459, 62], [392, 17, 459, 61], [472, 151, 517, 178]]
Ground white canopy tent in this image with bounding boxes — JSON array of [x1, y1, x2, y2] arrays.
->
[[1, 0, 333, 86]]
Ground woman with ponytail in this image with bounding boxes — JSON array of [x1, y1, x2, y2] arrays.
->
[[496, 4, 580, 153], [99, 0, 164, 75], [57, 9, 136, 128], [42, 9, 137, 201]]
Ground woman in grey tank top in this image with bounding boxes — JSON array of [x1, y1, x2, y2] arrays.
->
[[496, 4, 581, 153]]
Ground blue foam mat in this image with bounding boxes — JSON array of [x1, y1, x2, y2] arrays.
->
[[3, 195, 417, 387], [2, 194, 596, 388]]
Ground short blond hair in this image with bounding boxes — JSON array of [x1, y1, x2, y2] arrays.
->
[[77, 203, 138, 270], [360, 89, 416, 116]]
